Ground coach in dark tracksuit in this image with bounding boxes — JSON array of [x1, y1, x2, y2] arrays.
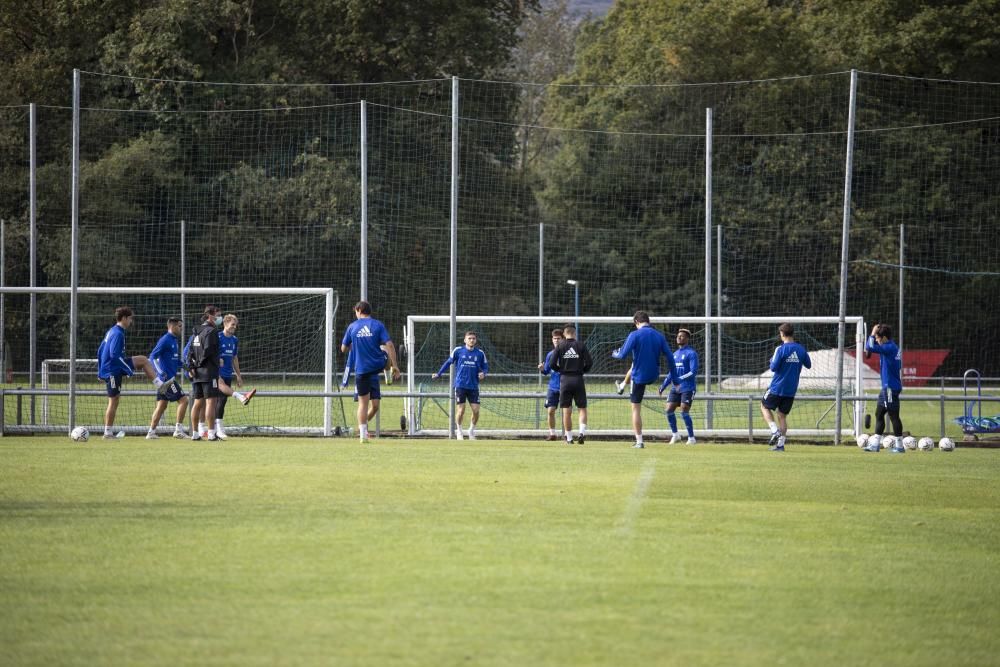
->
[[552, 324, 593, 445]]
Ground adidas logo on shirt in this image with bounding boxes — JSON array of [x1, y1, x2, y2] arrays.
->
[[563, 348, 579, 358], [356, 325, 373, 338], [787, 351, 800, 363]]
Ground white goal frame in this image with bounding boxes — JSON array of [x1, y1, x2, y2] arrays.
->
[[405, 315, 866, 442], [2, 286, 338, 435]]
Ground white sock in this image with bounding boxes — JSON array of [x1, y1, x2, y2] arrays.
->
[[208, 429, 216, 438], [360, 425, 369, 438], [147, 427, 155, 434], [768, 422, 778, 434], [234, 392, 244, 401], [175, 423, 184, 432], [566, 433, 573, 443], [636, 435, 643, 445], [777, 435, 786, 447], [580, 423, 587, 434], [215, 419, 224, 429], [548, 428, 556, 436], [199, 422, 206, 434], [469, 424, 476, 435]]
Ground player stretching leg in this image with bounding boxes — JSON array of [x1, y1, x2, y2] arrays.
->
[[97, 306, 160, 440]]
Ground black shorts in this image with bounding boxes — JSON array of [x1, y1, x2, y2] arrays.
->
[[629, 382, 649, 404], [157, 379, 186, 403], [762, 391, 795, 414], [191, 378, 220, 400], [667, 389, 695, 407], [103, 374, 126, 397], [455, 387, 480, 404], [356, 371, 381, 399], [559, 375, 587, 409], [878, 388, 901, 413]]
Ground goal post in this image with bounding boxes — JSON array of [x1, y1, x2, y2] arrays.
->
[[2, 286, 341, 436], [406, 314, 866, 441]]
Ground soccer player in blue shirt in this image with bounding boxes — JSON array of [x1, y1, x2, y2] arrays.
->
[[537, 328, 565, 441], [433, 330, 489, 440], [341, 301, 400, 443], [214, 313, 257, 440], [864, 322, 905, 453], [659, 328, 699, 444], [97, 306, 159, 439], [612, 311, 679, 449], [760, 323, 812, 452], [146, 317, 189, 439]]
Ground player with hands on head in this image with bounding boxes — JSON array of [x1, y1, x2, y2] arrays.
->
[[864, 322, 904, 453], [432, 330, 489, 440]]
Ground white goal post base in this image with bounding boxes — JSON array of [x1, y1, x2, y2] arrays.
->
[[406, 315, 866, 442]]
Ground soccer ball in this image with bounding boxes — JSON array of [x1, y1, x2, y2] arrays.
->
[[901, 436, 917, 451], [917, 437, 934, 451], [856, 433, 869, 449], [70, 426, 89, 442], [882, 435, 897, 450], [939, 437, 956, 452]]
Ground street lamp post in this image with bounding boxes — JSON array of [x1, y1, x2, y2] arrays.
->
[[566, 279, 579, 333]]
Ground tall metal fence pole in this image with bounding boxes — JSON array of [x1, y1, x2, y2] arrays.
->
[[537, 222, 544, 428], [448, 76, 459, 439], [29, 102, 37, 423], [180, 219, 186, 337], [835, 69, 859, 445], [704, 108, 713, 429], [898, 223, 905, 356], [360, 99, 368, 301], [69, 69, 81, 432], [716, 224, 722, 388]]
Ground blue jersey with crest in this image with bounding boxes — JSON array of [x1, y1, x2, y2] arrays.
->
[[149, 332, 181, 382], [218, 332, 239, 380], [437, 346, 489, 390], [768, 342, 812, 396], [865, 336, 903, 391], [97, 324, 133, 379], [612, 325, 677, 385]]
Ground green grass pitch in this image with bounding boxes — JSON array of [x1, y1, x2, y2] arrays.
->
[[2, 436, 998, 665]]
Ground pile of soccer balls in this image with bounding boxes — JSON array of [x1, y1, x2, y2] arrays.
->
[[856, 433, 955, 453]]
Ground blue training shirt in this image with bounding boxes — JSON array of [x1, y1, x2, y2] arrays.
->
[[437, 346, 488, 390], [865, 336, 903, 392], [660, 345, 699, 393], [612, 325, 678, 386], [218, 332, 239, 380], [149, 332, 181, 382], [540, 349, 561, 392], [768, 341, 812, 396], [342, 317, 392, 375], [97, 324, 133, 379]]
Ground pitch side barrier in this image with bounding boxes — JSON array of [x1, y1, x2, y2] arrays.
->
[[406, 315, 866, 441]]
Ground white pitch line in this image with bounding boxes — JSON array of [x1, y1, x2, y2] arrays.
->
[[615, 459, 657, 537]]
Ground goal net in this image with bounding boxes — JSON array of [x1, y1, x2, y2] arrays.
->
[[5, 286, 346, 436], [405, 315, 865, 441]]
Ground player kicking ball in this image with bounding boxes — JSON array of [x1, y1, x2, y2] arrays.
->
[[146, 317, 190, 439]]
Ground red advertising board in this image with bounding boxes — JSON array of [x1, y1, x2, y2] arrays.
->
[[859, 349, 950, 387]]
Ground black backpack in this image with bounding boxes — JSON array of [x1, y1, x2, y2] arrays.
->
[[186, 324, 214, 370]]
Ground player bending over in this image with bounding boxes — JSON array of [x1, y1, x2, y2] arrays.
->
[[432, 330, 489, 440], [97, 306, 159, 440], [147, 317, 189, 439]]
